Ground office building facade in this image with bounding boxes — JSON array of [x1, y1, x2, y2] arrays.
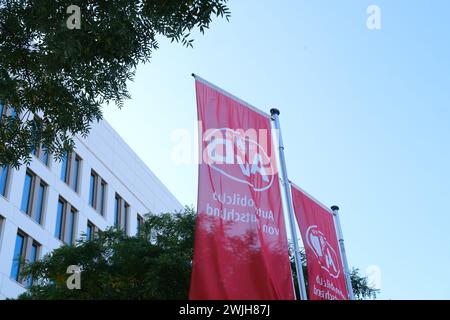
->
[[0, 119, 183, 299]]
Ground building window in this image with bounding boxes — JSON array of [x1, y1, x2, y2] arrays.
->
[[86, 221, 99, 241], [10, 230, 40, 285], [1, 165, 11, 198], [0, 103, 15, 121], [26, 242, 39, 287], [60, 152, 82, 192], [0, 215, 4, 245], [89, 170, 107, 216], [72, 156, 80, 191], [137, 214, 144, 236], [35, 182, 45, 225], [89, 173, 95, 207], [20, 172, 32, 213], [86, 222, 93, 240], [32, 144, 50, 166], [55, 200, 64, 240], [66, 208, 76, 245], [60, 154, 68, 181], [114, 194, 129, 233], [114, 196, 118, 226], [20, 169, 47, 225], [30, 117, 50, 166], [10, 232, 25, 282], [99, 182, 106, 214], [55, 198, 78, 245]]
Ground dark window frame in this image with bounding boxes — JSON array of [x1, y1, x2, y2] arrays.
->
[[55, 197, 78, 245], [32, 144, 50, 167], [0, 103, 15, 121], [29, 116, 51, 167], [0, 215, 5, 247], [61, 152, 82, 193], [86, 220, 99, 241], [114, 194, 129, 233], [89, 170, 107, 216], [10, 229, 41, 286], [0, 165, 11, 198], [20, 169, 47, 225], [137, 214, 144, 236]]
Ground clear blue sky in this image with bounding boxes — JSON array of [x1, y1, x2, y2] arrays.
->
[[104, 0, 450, 299]]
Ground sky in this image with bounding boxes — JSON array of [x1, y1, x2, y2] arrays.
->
[[103, 0, 450, 299]]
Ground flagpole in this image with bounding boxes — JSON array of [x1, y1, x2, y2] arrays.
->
[[331, 205, 355, 300], [270, 108, 308, 301]]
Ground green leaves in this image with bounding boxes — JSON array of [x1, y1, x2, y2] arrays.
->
[[18, 207, 196, 300], [0, 0, 230, 167], [350, 268, 379, 300]]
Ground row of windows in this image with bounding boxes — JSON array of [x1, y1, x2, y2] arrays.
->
[[1, 113, 104, 215], [2, 163, 144, 236], [1, 214, 145, 285], [1, 163, 139, 245], [1, 211, 145, 286], [0, 164, 106, 223], [0, 108, 150, 290], [0, 118, 147, 285], [0, 213, 96, 286], [1, 153, 82, 199], [8, 225, 108, 287], [15, 168, 130, 241]]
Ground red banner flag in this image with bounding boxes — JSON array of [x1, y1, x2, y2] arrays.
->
[[291, 184, 349, 300], [189, 77, 294, 300]]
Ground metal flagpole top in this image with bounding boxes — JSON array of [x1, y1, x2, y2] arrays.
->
[[270, 108, 280, 116]]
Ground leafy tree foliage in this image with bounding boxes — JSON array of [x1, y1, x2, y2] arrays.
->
[[18, 207, 378, 300], [18, 207, 196, 299], [350, 268, 379, 300], [0, 0, 230, 167]]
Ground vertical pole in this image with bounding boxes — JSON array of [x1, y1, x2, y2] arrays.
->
[[331, 205, 355, 300], [270, 108, 308, 301]]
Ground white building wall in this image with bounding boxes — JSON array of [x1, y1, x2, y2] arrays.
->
[[0, 119, 183, 299]]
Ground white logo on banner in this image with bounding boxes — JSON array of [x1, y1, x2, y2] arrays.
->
[[204, 128, 274, 192], [306, 225, 341, 278]]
